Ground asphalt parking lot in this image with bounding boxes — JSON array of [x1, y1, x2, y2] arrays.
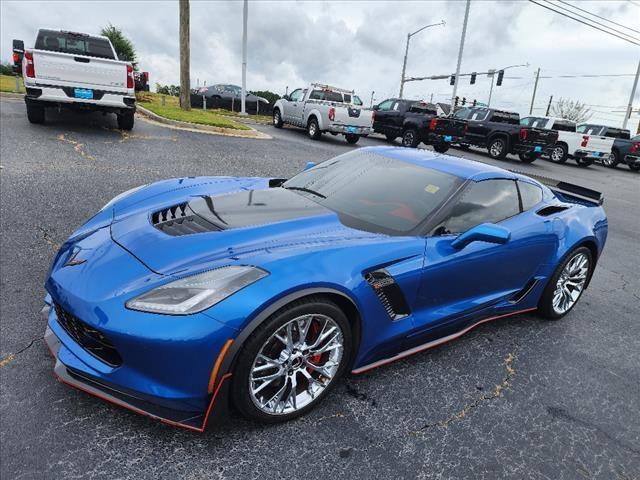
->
[[1, 96, 639, 480]]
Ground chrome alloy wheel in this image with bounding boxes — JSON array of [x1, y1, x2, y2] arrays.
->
[[490, 140, 504, 157], [273, 111, 280, 125], [402, 130, 415, 147], [308, 121, 317, 136], [249, 314, 344, 415], [552, 252, 590, 315], [551, 146, 564, 162]]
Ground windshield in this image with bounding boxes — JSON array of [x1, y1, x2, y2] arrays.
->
[[353, 95, 363, 106], [35, 30, 115, 59], [520, 117, 549, 128], [283, 150, 462, 235]]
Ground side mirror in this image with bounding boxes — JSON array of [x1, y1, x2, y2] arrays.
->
[[451, 223, 510, 250], [282, 95, 290, 101], [304, 161, 316, 171], [372, 104, 380, 111]]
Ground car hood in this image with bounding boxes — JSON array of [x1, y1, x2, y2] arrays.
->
[[109, 179, 384, 275]]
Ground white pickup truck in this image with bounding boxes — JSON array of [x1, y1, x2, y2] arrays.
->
[[272, 84, 373, 144], [20, 29, 136, 129], [520, 116, 613, 167]]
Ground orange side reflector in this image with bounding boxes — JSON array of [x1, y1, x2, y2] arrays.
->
[[207, 339, 233, 394]]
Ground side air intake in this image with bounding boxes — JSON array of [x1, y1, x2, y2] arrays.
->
[[364, 269, 410, 320]]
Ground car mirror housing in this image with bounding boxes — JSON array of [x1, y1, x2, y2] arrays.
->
[[282, 95, 290, 101], [451, 223, 511, 250], [372, 105, 380, 111]]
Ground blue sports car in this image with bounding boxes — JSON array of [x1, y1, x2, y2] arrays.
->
[[43, 146, 607, 430]]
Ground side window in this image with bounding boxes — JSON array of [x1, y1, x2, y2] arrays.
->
[[353, 95, 363, 106], [576, 125, 587, 133], [438, 180, 520, 234], [392, 102, 400, 111], [377, 99, 394, 111], [308, 89, 324, 100], [289, 89, 304, 102], [518, 181, 543, 211]]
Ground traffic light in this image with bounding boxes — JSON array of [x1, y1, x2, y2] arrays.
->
[[462, 97, 466, 105], [454, 96, 459, 107], [472, 99, 477, 107], [496, 69, 504, 86], [470, 72, 476, 85], [450, 75, 455, 86]]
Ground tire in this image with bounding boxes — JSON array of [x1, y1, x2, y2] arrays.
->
[[538, 246, 592, 320], [575, 157, 594, 167], [307, 117, 321, 140], [602, 150, 619, 168], [433, 142, 450, 153], [401, 128, 420, 148], [117, 111, 134, 130], [629, 164, 640, 172], [385, 134, 397, 142], [26, 103, 45, 124], [487, 137, 508, 160], [272, 108, 283, 128], [518, 152, 539, 163], [231, 297, 352, 423], [345, 134, 359, 144], [549, 144, 568, 163]]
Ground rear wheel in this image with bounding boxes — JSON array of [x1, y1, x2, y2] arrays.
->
[[117, 111, 135, 130], [345, 134, 359, 144], [232, 297, 351, 423], [272, 108, 283, 128], [602, 150, 618, 168], [307, 118, 321, 140], [402, 129, 420, 148], [518, 152, 539, 163], [488, 137, 508, 159], [549, 144, 568, 163], [629, 164, 640, 172], [385, 134, 397, 142], [433, 142, 450, 153], [26, 103, 45, 124], [538, 247, 592, 320]]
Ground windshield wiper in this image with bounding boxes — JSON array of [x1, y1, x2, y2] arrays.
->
[[284, 186, 326, 199]]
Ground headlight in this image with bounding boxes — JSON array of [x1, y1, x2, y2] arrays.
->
[[101, 184, 147, 211], [126, 266, 268, 315]]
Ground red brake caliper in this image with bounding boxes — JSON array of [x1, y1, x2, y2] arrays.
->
[[307, 320, 323, 374]]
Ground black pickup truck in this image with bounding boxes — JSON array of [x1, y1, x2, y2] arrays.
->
[[578, 124, 640, 171], [451, 107, 558, 163], [372, 99, 467, 152]]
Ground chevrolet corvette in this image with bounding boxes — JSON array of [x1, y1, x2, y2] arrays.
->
[[43, 146, 607, 430]]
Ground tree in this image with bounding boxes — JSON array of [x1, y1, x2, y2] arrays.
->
[[179, 0, 191, 111], [100, 24, 137, 66], [550, 98, 592, 123], [250, 90, 281, 105]]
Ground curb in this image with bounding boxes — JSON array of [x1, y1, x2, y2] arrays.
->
[[0, 91, 24, 99], [136, 105, 271, 139]]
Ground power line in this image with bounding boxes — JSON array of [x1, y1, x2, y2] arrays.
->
[[528, 0, 640, 46], [555, 0, 640, 35], [505, 73, 637, 79]]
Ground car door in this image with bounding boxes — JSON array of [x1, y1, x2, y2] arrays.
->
[[373, 99, 396, 135], [407, 178, 556, 347], [283, 88, 306, 124], [460, 108, 492, 145]]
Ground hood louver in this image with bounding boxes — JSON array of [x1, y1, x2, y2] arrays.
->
[[151, 203, 220, 236], [364, 269, 410, 320]]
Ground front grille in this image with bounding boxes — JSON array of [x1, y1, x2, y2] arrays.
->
[[364, 269, 410, 320], [151, 203, 219, 236], [54, 303, 122, 367]]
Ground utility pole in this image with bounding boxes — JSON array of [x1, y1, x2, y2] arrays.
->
[[370, 91, 375, 108], [398, 20, 445, 98], [623, 58, 640, 130], [451, 0, 471, 113], [487, 70, 495, 107], [545, 95, 553, 116], [240, 0, 248, 115], [179, 0, 190, 111], [529, 67, 540, 115]]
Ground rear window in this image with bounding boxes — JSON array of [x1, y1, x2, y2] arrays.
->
[[518, 181, 543, 211], [454, 108, 489, 121], [551, 121, 576, 132], [35, 30, 115, 60], [604, 128, 630, 140], [520, 117, 549, 129], [309, 89, 344, 102]]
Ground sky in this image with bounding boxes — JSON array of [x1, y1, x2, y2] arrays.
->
[[1, 0, 638, 131]]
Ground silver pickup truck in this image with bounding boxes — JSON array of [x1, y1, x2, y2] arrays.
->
[[272, 84, 373, 144], [19, 29, 136, 129]]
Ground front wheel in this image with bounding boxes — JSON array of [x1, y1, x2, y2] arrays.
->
[[307, 118, 321, 140], [231, 298, 351, 423], [117, 111, 135, 130], [629, 164, 640, 172], [345, 134, 359, 144], [518, 152, 539, 163], [402, 129, 420, 148], [26, 103, 45, 124], [272, 108, 283, 128], [602, 150, 618, 168], [488, 137, 508, 159], [433, 142, 450, 153], [549, 144, 568, 163], [538, 247, 592, 320]]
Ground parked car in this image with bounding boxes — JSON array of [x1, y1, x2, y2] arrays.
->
[[372, 99, 467, 152], [451, 107, 558, 163], [519, 116, 614, 167], [577, 124, 639, 171], [42, 146, 607, 428], [17, 29, 136, 129], [195, 84, 268, 109], [272, 83, 373, 144]]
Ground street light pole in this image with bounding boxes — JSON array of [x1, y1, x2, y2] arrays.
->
[[451, 0, 471, 112], [398, 20, 445, 99], [623, 57, 640, 130], [240, 0, 248, 115], [487, 70, 495, 107], [529, 67, 541, 114]]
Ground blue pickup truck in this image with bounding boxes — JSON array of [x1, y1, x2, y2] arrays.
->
[[578, 124, 640, 172]]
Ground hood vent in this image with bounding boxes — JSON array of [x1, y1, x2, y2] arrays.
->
[[364, 269, 410, 320], [151, 203, 220, 236]]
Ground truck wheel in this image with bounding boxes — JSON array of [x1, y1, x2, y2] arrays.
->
[[549, 144, 568, 163], [385, 134, 397, 142], [433, 143, 449, 154], [575, 157, 593, 167], [629, 164, 640, 172], [518, 152, 538, 163], [307, 118, 321, 140], [487, 137, 508, 159], [273, 108, 283, 128], [401, 129, 419, 148], [602, 150, 618, 168], [26, 103, 45, 124], [345, 134, 359, 144], [117, 111, 135, 130]]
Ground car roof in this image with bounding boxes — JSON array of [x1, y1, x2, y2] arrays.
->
[[360, 146, 519, 181]]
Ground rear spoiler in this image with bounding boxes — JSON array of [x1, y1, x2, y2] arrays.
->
[[509, 170, 604, 205]]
